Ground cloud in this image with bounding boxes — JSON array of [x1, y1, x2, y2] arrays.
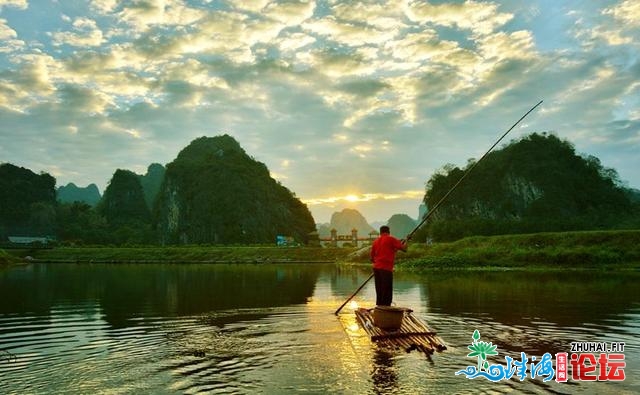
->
[[405, 0, 513, 36], [51, 17, 105, 47], [275, 30, 317, 55], [0, 54, 60, 111], [0, 0, 27, 10], [303, 15, 398, 47], [263, 0, 315, 25], [116, 0, 206, 33], [603, 0, 640, 27], [232, 0, 270, 14], [331, 0, 406, 30], [569, 1, 640, 49], [89, 0, 118, 14], [0, 18, 25, 53], [0, 18, 16, 40]]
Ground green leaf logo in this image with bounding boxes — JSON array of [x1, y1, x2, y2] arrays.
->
[[466, 330, 498, 371]]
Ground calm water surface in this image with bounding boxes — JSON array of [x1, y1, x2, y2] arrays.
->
[[0, 263, 638, 394]]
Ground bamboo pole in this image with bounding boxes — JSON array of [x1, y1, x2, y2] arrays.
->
[[334, 101, 544, 316]]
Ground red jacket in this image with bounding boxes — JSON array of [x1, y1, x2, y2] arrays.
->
[[371, 233, 406, 271]]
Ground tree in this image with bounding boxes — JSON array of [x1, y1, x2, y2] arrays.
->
[[56, 202, 109, 244]]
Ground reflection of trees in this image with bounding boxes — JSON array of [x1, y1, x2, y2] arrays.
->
[[0, 264, 321, 329], [0, 265, 57, 316], [418, 271, 640, 327]]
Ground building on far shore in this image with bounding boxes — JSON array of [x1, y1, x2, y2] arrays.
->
[[5, 236, 55, 247]]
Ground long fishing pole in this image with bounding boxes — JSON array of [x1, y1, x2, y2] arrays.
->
[[334, 100, 543, 315]]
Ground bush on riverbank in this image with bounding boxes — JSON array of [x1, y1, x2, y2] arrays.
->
[[0, 249, 18, 265], [398, 230, 640, 269]]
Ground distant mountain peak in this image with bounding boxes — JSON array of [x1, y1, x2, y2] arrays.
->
[[176, 135, 246, 162], [155, 134, 315, 244], [57, 182, 101, 206], [328, 208, 374, 235]]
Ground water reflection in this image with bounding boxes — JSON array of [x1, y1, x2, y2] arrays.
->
[[411, 270, 640, 363], [418, 271, 640, 328], [0, 263, 638, 394], [371, 349, 398, 394], [0, 263, 321, 328]]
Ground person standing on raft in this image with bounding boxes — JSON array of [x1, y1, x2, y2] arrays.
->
[[370, 225, 408, 306]]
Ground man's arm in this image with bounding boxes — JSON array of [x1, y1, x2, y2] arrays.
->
[[397, 238, 408, 252]]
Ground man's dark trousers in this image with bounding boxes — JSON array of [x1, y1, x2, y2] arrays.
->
[[373, 268, 393, 306]]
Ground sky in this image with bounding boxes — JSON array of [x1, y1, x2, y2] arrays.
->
[[0, 0, 638, 225]]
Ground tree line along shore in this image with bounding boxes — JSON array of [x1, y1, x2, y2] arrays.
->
[[2, 230, 638, 270]]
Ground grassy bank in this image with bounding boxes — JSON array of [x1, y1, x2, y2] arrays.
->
[[0, 249, 19, 265], [11, 229, 640, 269], [25, 245, 351, 264], [397, 229, 640, 270]]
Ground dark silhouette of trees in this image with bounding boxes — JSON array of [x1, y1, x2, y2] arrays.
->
[[0, 163, 56, 238]]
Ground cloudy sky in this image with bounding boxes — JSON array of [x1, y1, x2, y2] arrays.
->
[[1, 0, 638, 224]]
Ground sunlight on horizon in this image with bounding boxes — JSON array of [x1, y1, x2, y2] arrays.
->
[[303, 191, 424, 206]]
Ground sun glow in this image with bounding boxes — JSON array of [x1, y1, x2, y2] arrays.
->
[[302, 190, 423, 206], [345, 194, 359, 202]]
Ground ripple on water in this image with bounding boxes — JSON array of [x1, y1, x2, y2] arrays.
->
[[1, 267, 639, 394]]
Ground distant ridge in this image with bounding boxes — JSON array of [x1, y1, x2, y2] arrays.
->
[[57, 183, 101, 206]]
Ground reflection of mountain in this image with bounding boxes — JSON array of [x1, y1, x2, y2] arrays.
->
[[418, 271, 640, 329], [0, 263, 321, 329]]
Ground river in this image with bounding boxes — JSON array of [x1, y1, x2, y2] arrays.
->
[[0, 263, 638, 394]]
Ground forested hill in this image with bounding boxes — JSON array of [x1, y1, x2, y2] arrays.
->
[[155, 135, 316, 244], [418, 132, 639, 241]]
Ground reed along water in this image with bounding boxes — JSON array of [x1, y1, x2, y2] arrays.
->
[[0, 263, 638, 394]]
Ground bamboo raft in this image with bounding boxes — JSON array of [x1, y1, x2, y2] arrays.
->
[[354, 307, 447, 355]]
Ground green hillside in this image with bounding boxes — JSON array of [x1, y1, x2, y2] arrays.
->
[[416, 133, 638, 241]]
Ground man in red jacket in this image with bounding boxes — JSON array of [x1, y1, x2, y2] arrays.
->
[[370, 225, 408, 306]]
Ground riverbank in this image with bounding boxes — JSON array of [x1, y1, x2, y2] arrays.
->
[[0, 249, 19, 265], [4, 229, 638, 269], [396, 229, 640, 270], [10, 245, 350, 264]]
